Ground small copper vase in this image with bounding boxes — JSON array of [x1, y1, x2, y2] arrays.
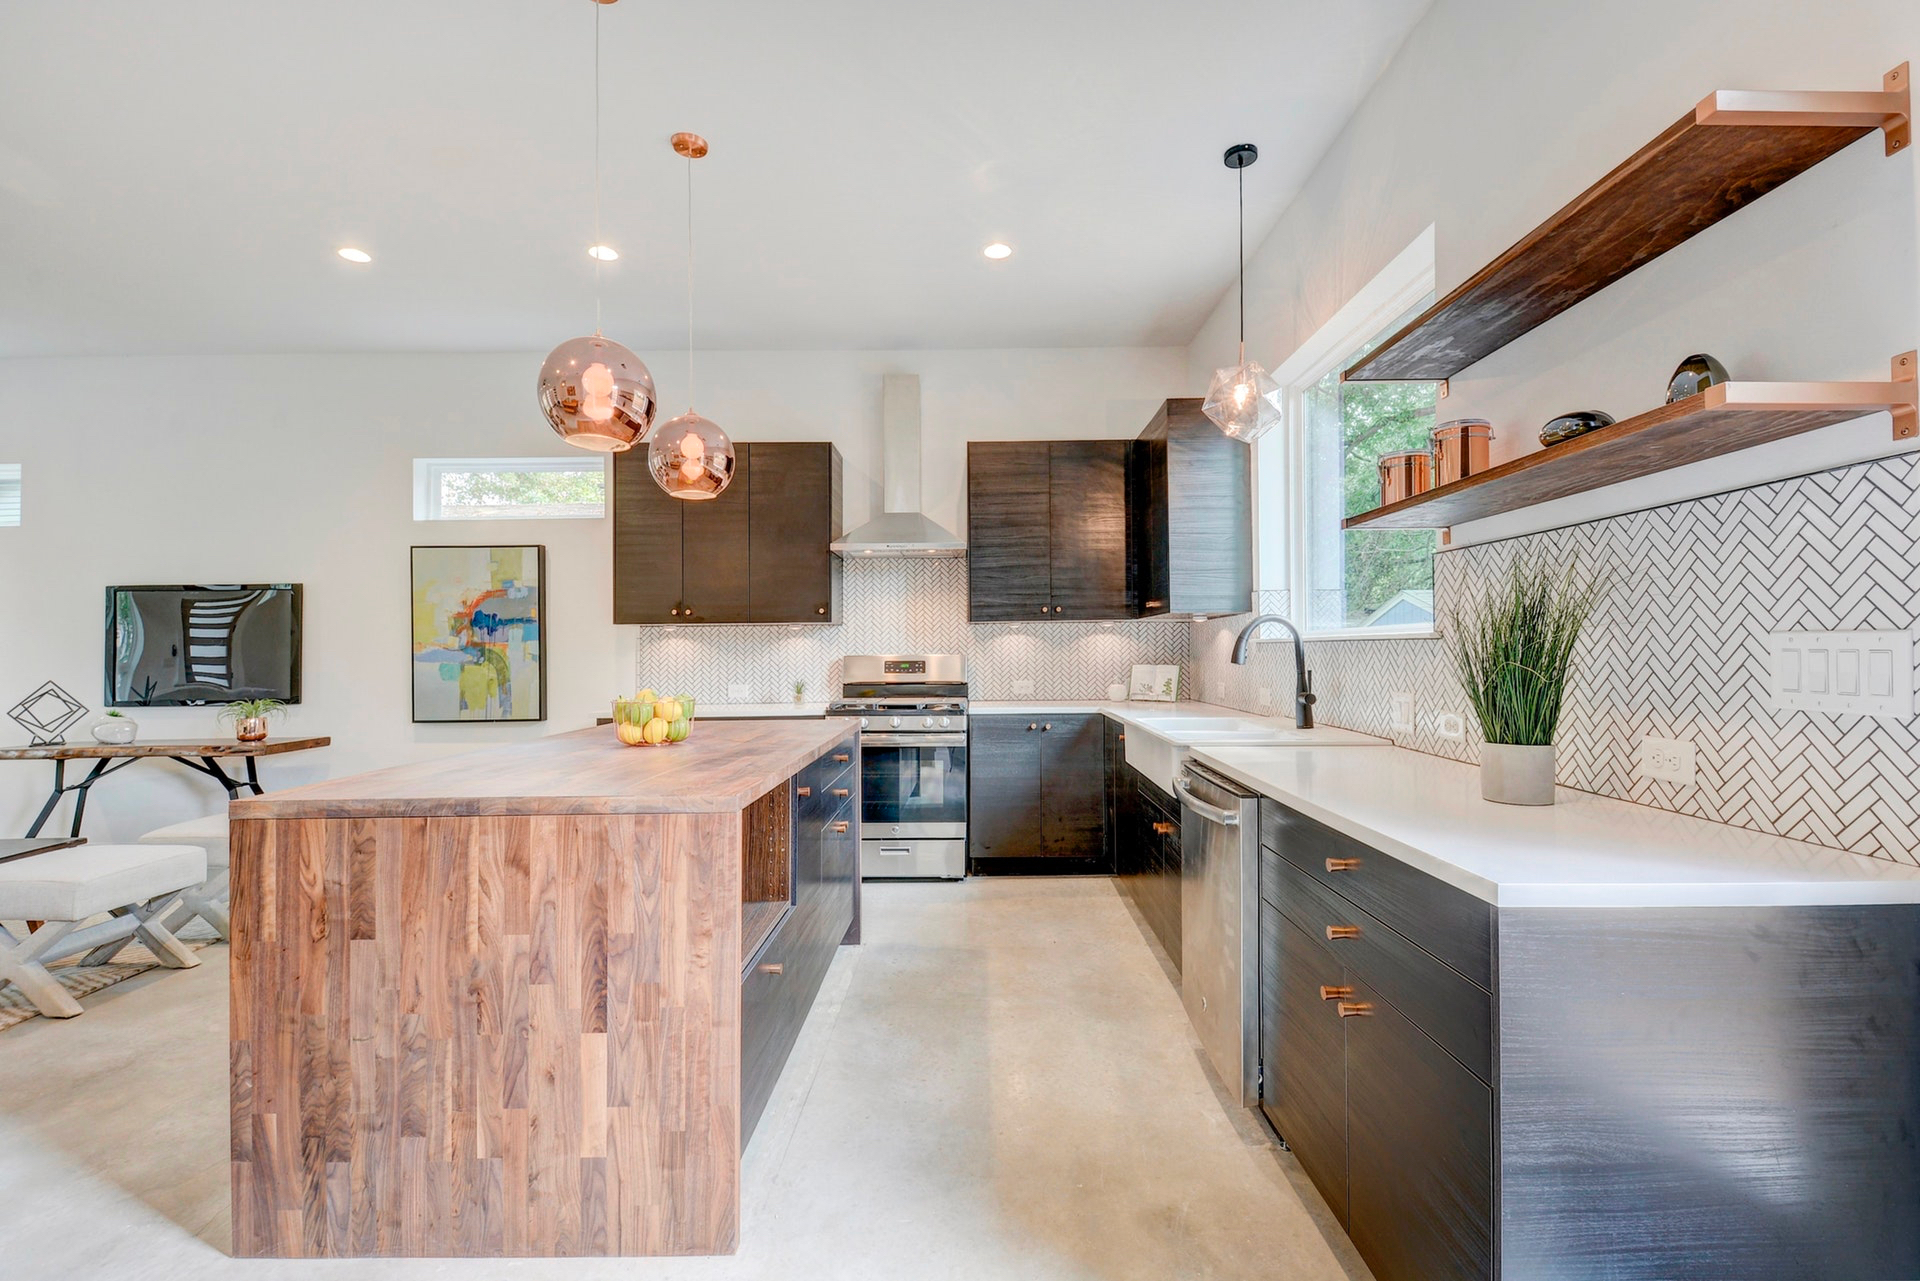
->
[[234, 716, 269, 743]]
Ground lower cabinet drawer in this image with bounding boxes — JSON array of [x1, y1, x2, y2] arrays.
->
[[1268, 852, 1492, 1084], [740, 916, 799, 1145]]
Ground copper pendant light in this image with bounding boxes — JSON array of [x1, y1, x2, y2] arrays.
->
[[537, 0, 657, 453], [1202, 143, 1282, 443], [648, 132, 736, 500]]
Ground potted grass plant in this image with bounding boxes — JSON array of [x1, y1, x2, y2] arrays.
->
[[220, 697, 287, 743], [1445, 553, 1607, 806]]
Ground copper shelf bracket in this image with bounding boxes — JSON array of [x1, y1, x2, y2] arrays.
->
[[1893, 349, 1917, 441], [1696, 62, 1911, 156]]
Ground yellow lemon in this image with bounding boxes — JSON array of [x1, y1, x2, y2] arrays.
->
[[642, 717, 670, 745]]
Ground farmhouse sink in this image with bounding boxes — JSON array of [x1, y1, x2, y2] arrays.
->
[[1119, 714, 1381, 795]]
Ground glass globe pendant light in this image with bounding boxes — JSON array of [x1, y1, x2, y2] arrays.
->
[[1202, 143, 1282, 443], [648, 133, 736, 500], [537, 0, 657, 453]]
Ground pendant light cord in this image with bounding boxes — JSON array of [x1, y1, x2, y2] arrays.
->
[[592, 1, 603, 334], [1237, 162, 1245, 365], [686, 154, 696, 409]]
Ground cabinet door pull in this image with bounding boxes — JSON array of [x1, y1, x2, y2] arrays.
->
[[1041, 722, 1052, 731], [832, 821, 850, 833], [1318, 985, 1353, 1001], [1054, 605, 1064, 613], [757, 962, 784, 975], [831, 787, 850, 798], [670, 607, 681, 616], [1325, 925, 1361, 941], [816, 606, 828, 615], [1027, 723, 1038, 731], [833, 752, 850, 762], [1151, 821, 1176, 836], [1325, 857, 1361, 872], [796, 786, 811, 797], [1336, 1001, 1373, 1018]]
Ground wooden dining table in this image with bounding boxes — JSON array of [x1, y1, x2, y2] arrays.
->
[[0, 738, 329, 838], [0, 836, 85, 865]]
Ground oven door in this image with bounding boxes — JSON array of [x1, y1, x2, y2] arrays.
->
[[858, 732, 967, 838]]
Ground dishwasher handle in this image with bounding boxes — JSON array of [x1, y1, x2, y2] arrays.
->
[[1174, 775, 1241, 827]]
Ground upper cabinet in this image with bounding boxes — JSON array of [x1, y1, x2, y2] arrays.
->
[[1131, 398, 1252, 618], [614, 441, 842, 624], [967, 440, 1131, 621]]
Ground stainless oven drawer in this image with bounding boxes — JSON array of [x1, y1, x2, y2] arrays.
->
[[861, 838, 966, 880]]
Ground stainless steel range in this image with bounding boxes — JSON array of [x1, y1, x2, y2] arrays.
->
[[827, 654, 968, 880]]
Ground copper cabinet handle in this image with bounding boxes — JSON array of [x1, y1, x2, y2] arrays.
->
[[1028, 722, 1038, 731], [832, 821, 849, 833], [797, 786, 811, 797], [833, 753, 850, 763], [1152, 821, 1176, 835], [1319, 985, 1353, 1001], [757, 962, 784, 975], [817, 606, 827, 615], [1325, 857, 1361, 873], [1325, 925, 1361, 941], [670, 607, 681, 616], [1336, 1001, 1373, 1018], [831, 787, 850, 797], [1053, 605, 1063, 613], [1042, 723, 1052, 731]]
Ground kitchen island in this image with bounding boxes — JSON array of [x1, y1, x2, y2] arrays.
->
[[226, 718, 858, 1259]]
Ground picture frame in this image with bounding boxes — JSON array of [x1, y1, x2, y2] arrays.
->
[[1129, 663, 1180, 702], [409, 545, 547, 723]]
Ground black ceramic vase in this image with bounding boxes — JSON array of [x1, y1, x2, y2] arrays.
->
[[1666, 352, 1730, 404]]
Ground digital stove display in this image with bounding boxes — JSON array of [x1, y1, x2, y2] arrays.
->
[[882, 660, 926, 674]]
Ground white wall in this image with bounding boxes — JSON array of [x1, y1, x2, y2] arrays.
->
[[1190, 0, 1920, 544], [0, 346, 1186, 839]]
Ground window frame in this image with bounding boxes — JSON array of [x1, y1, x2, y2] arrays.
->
[[412, 456, 610, 522], [1252, 227, 1438, 641], [0, 463, 18, 527]]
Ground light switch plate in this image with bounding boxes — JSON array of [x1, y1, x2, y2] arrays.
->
[[1010, 679, 1034, 697], [1211, 679, 1226, 701], [1766, 630, 1913, 719], [728, 683, 752, 701], [1390, 691, 1414, 733], [1257, 686, 1273, 713], [1636, 737, 1696, 786]]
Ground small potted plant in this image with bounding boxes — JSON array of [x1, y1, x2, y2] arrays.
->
[[1445, 553, 1606, 806], [220, 697, 287, 744], [90, 709, 139, 745]]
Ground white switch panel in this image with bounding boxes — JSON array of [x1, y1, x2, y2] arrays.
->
[[1390, 692, 1415, 733], [1010, 679, 1035, 697], [1766, 630, 1913, 719], [728, 683, 752, 701], [1636, 737, 1696, 786]]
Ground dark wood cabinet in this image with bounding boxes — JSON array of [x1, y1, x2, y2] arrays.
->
[[1131, 398, 1253, 617], [614, 441, 841, 624], [967, 441, 1131, 621], [1262, 904, 1349, 1224], [968, 714, 1109, 873]]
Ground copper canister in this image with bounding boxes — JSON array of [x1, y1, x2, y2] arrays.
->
[[1431, 418, 1494, 486], [1378, 450, 1434, 506]]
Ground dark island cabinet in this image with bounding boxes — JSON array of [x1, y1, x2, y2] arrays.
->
[[614, 441, 841, 624], [968, 714, 1109, 874], [967, 440, 1131, 621]]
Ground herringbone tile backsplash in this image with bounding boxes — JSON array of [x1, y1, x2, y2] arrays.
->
[[1194, 454, 1920, 864], [634, 559, 1188, 706]]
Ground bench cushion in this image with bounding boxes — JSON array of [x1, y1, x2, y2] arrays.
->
[[139, 814, 230, 867], [0, 844, 206, 922]]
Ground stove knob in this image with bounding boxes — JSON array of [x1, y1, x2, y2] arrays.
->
[[922, 716, 934, 728], [889, 716, 901, 728], [860, 716, 870, 729], [938, 716, 951, 728]]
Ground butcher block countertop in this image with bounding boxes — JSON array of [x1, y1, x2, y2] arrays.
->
[[231, 719, 856, 819]]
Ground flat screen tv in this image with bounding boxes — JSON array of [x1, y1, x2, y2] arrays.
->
[[105, 584, 303, 706]]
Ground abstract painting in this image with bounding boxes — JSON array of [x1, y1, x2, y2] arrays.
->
[[410, 545, 545, 723]]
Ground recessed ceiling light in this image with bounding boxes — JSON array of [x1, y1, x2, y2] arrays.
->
[[587, 244, 620, 261], [336, 247, 372, 264], [983, 242, 1013, 260]]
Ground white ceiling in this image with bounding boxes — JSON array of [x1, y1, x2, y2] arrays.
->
[[0, 0, 1428, 356]]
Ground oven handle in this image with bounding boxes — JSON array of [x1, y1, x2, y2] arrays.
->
[[859, 732, 968, 747]]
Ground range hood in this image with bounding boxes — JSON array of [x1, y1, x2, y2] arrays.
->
[[830, 374, 967, 558]]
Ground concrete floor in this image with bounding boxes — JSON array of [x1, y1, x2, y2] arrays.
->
[[0, 877, 1370, 1280]]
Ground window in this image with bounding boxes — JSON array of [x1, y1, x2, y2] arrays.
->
[[0, 464, 18, 526], [413, 457, 608, 521], [1256, 228, 1439, 636]]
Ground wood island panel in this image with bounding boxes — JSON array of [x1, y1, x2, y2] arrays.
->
[[230, 807, 744, 1258]]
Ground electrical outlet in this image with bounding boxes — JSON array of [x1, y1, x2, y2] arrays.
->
[[1010, 679, 1034, 697], [1257, 687, 1274, 713], [1435, 712, 1465, 740], [1211, 679, 1226, 702], [1390, 691, 1414, 733], [728, 683, 752, 701], [1636, 737, 1696, 786]]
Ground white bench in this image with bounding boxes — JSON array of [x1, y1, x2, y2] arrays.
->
[[0, 844, 206, 1018], [139, 813, 230, 940]]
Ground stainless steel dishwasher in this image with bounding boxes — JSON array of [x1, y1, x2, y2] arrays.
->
[[1175, 761, 1261, 1107]]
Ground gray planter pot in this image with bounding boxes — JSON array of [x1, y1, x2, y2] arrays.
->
[[1481, 742, 1557, 806]]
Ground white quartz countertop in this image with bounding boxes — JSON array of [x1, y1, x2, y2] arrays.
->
[[696, 702, 829, 719], [1191, 744, 1920, 909]]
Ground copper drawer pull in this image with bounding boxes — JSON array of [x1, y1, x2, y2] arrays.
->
[[832, 821, 849, 833], [1325, 857, 1361, 872], [1336, 1001, 1373, 1018], [1152, 821, 1176, 835], [757, 962, 784, 975], [1319, 985, 1353, 1001], [1325, 925, 1360, 941], [797, 786, 811, 797], [833, 753, 850, 762], [832, 787, 850, 798]]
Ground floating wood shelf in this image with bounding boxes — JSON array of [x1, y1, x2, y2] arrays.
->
[[1345, 65, 1910, 384], [1344, 355, 1918, 530]]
